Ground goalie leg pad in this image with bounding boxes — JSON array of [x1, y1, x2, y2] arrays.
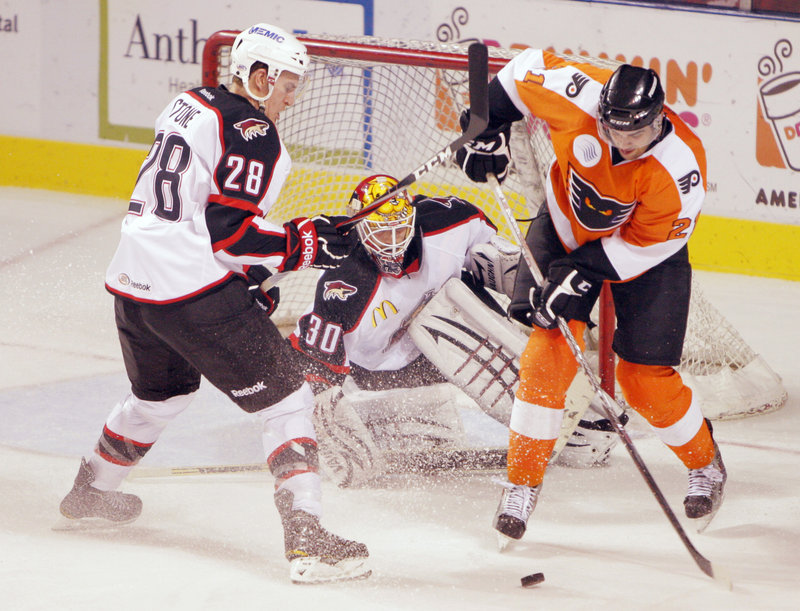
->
[[346, 382, 468, 453], [409, 277, 529, 426], [313, 385, 387, 488]]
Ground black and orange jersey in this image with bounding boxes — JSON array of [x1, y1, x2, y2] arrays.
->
[[497, 49, 707, 281]]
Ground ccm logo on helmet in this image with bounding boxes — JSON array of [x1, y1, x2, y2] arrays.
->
[[248, 26, 285, 42]]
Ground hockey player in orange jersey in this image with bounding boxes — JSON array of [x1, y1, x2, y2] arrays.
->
[[456, 49, 726, 541]]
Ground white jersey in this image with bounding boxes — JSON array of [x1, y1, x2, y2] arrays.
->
[[289, 196, 497, 374], [106, 86, 296, 304]]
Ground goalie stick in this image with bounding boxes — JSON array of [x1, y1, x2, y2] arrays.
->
[[128, 448, 508, 479], [338, 42, 489, 228], [486, 174, 730, 587]]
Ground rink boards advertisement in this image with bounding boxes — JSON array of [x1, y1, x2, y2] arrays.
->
[[0, 0, 798, 279]]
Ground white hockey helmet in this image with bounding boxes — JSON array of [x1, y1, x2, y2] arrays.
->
[[230, 23, 309, 103], [347, 175, 416, 277]]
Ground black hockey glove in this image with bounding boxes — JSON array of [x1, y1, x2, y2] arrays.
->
[[530, 261, 595, 329], [284, 215, 357, 271], [246, 266, 280, 316], [455, 109, 512, 183]]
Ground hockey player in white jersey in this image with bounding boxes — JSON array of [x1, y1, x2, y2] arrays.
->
[[58, 23, 369, 583], [287, 174, 517, 484], [283, 175, 619, 486]]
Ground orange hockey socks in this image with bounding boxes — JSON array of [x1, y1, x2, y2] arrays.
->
[[616, 360, 714, 469]]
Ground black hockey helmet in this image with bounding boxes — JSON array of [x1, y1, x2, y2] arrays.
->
[[598, 65, 664, 132]]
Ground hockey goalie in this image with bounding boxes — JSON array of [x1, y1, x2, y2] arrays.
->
[[281, 175, 623, 487]]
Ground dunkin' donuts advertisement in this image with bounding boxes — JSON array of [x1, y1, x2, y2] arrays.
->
[[758, 39, 800, 172]]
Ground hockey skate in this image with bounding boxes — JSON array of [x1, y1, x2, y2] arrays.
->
[[56, 457, 142, 530], [492, 479, 541, 551], [684, 442, 726, 533], [275, 489, 370, 584]]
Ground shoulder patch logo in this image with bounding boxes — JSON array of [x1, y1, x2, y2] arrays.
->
[[323, 280, 357, 301], [677, 170, 702, 194], [234, 118, 270, 141], [566, 73, 591, 98], [572, 134, 602, 168]]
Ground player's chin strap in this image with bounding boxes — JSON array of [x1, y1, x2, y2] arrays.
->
[[486, 173, 726, 584], [243, 75, 276, 114]]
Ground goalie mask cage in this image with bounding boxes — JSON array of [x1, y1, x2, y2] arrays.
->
[[203, 31, 785, 420]]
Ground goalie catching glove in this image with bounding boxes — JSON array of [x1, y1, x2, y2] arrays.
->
[[467, 236, 520, 298], [531, 261, 595, 329], [455, 110, 512, 184], [284, 215, 357, 271]]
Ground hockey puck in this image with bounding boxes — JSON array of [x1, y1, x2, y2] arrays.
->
[[521, 572, 545, 588]]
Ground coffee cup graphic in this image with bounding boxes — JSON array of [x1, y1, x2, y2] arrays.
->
[[760, 71, 800, 171]]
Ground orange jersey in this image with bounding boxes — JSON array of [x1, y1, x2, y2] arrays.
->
[[497, 49, 707, 281]]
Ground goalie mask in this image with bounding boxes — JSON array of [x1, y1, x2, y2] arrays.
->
[[347, 175, 416, 277], [230, 23, 309, 104], [597, 65, 664, 159]]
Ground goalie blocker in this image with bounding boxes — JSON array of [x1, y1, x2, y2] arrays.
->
[[409, 277, 625, 467]]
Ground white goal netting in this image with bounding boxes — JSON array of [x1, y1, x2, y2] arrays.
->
[[203, 31, 786, 420]]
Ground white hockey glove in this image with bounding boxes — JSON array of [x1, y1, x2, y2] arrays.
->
[[455, 110, 512, 183], [468, 236, 520, 298], [313, 384, 386, 488]]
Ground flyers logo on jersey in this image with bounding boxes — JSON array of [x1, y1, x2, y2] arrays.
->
[[569, 167, 635, 231], [234, 118, 270, 141], [323, 280, 357, 301], [566, 73, 590, 98], [677, 170, 702, 195]]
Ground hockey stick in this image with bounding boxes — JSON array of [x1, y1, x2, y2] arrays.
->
[[128, 448, 508, 480], [337, 42, 489, 229], [486, 174, 730, 586]]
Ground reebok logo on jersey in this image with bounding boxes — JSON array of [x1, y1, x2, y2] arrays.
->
[[323, 280, 358, 301], [568, 166, 635, 231], [231, 381, 267, 398], [234, 118, 270, 141], [117, 274, 151, 292]]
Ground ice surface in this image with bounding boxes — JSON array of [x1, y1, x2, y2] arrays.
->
[[1, 187, 799, 610]]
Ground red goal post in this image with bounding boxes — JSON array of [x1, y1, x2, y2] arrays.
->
[[202, 31, 786, 421]]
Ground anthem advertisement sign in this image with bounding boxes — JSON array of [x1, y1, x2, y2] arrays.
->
[[101, 0, 368, 143]]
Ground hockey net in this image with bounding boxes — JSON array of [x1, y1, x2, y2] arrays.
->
[[203, 31, 785, 420]]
